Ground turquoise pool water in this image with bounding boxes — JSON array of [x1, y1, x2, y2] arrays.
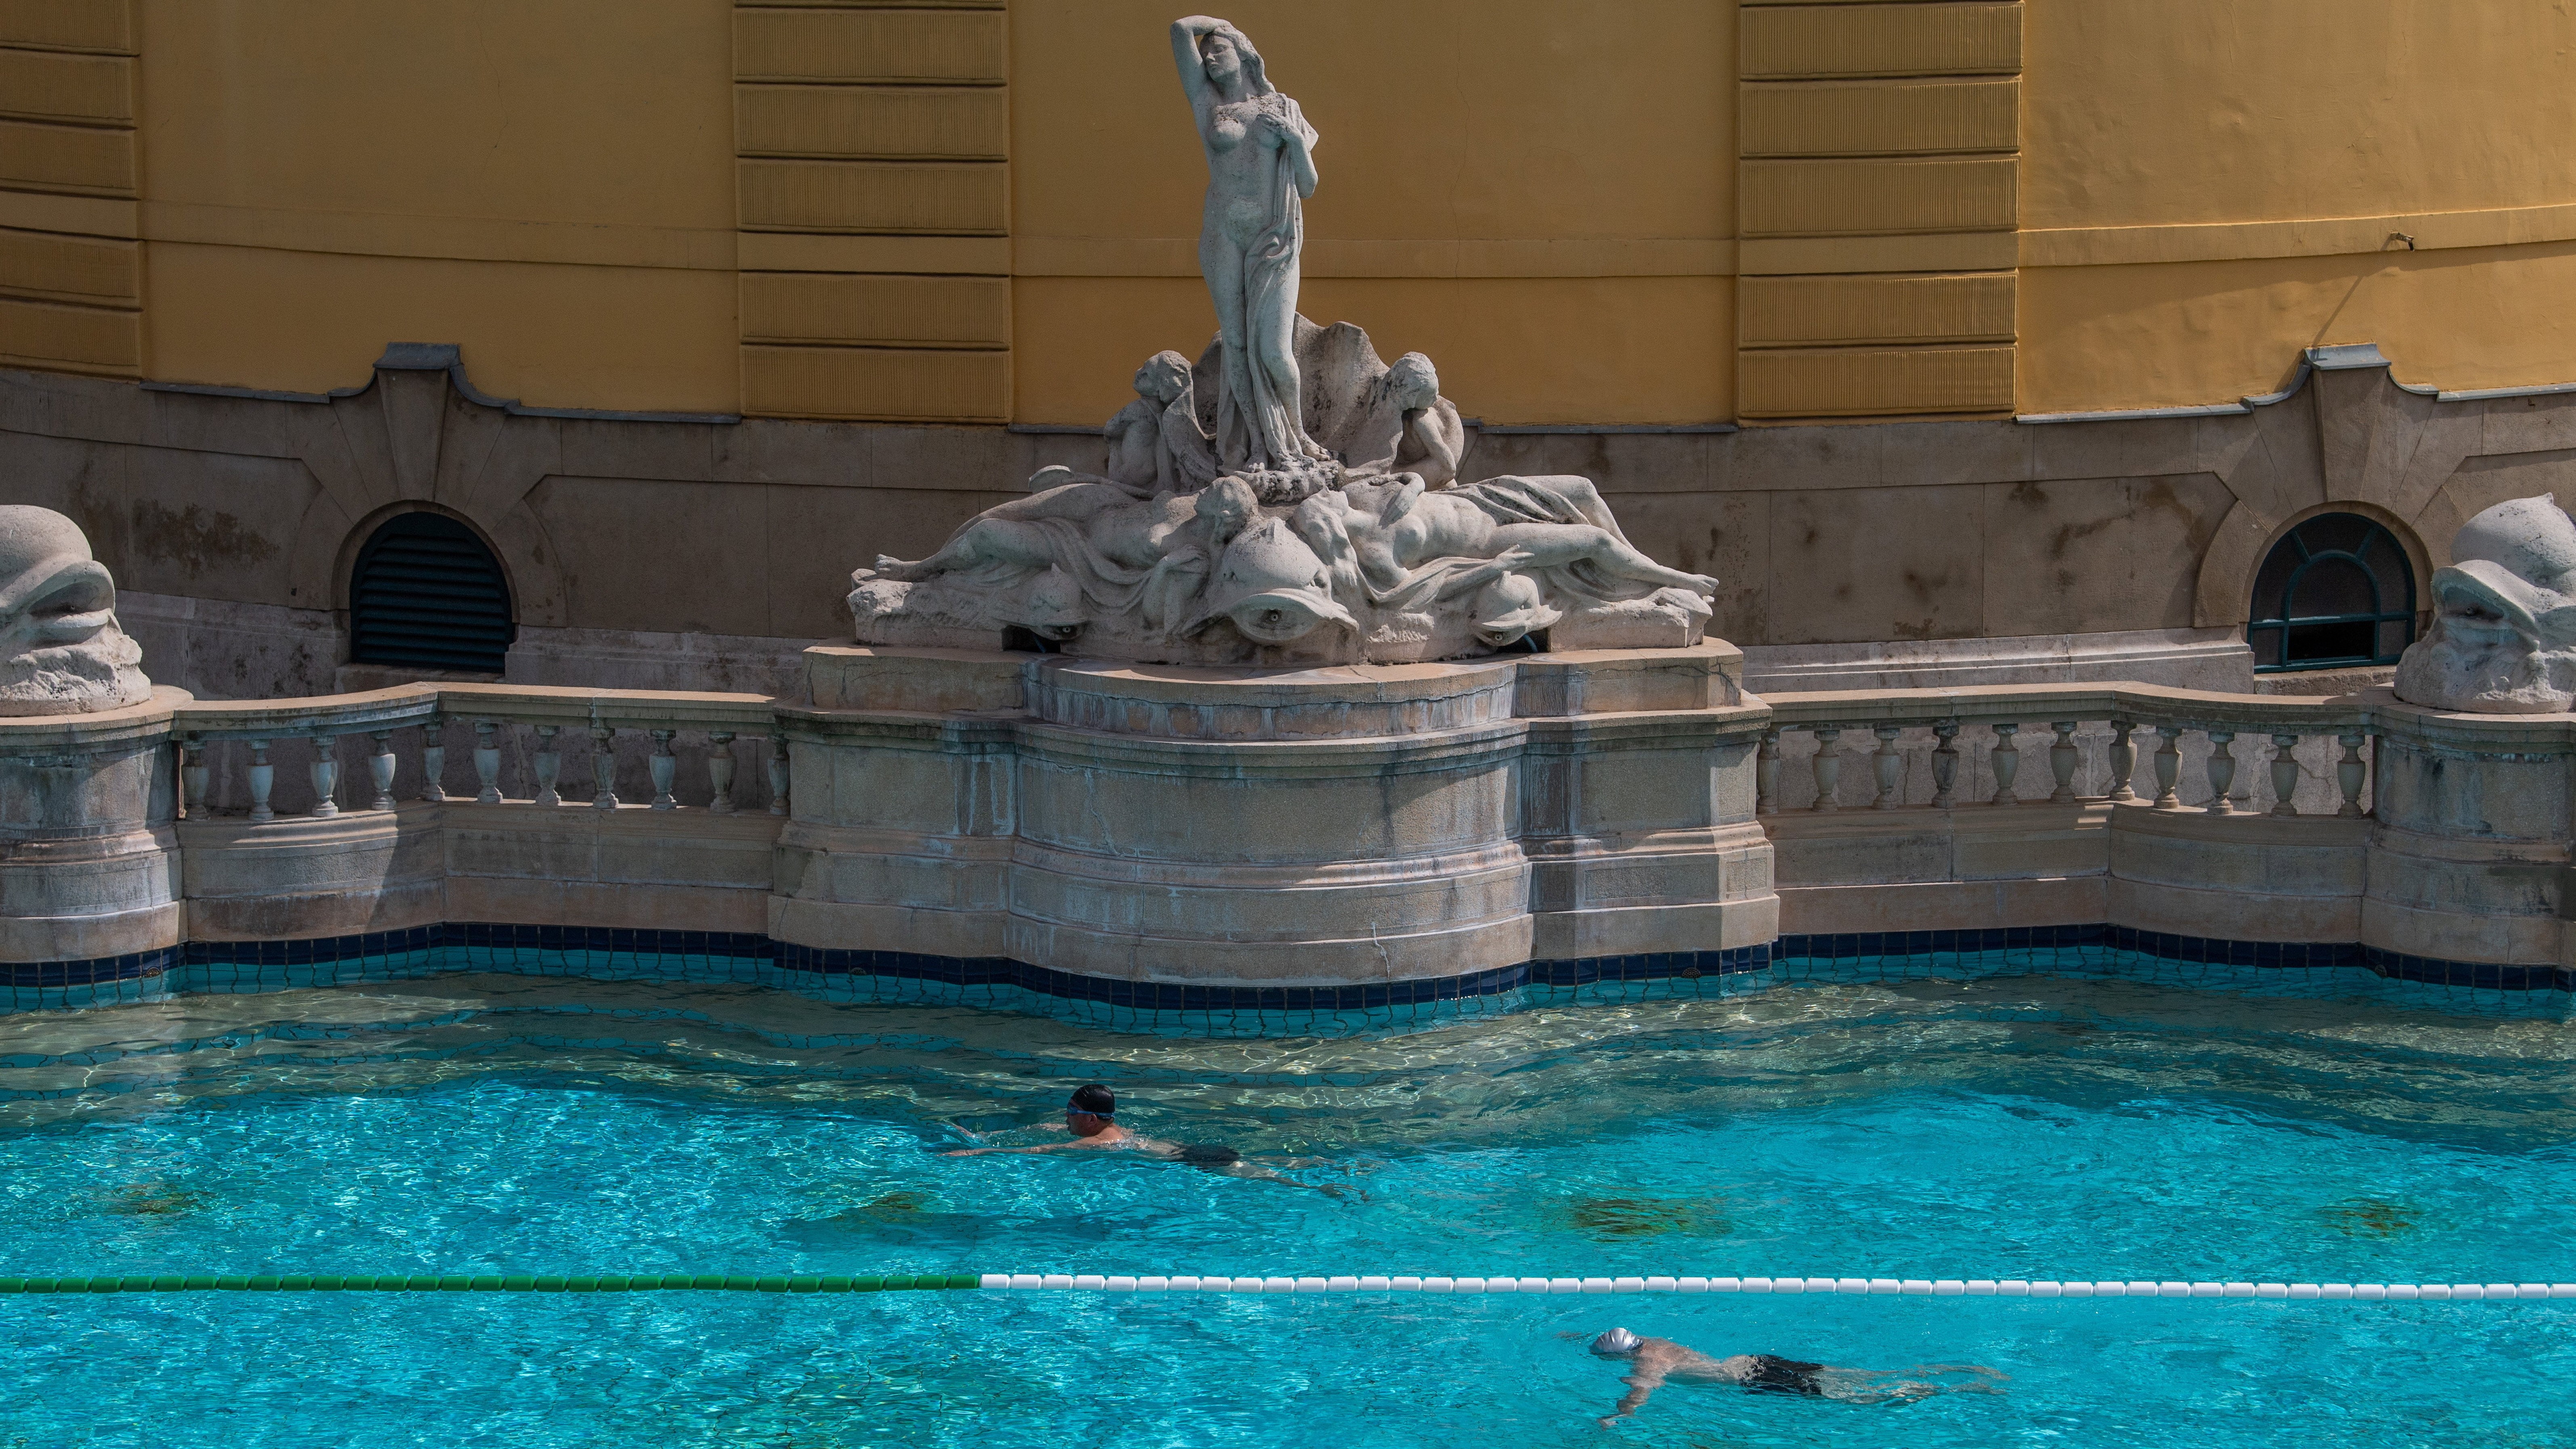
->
[[2, 970, 2572, 1447]]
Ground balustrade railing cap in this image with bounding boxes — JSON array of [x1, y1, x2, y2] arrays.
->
[[172, 683, 780, 736], [175, 685, 439, 737], [2366, 686, 2576, 749], [1757, 682, 2371, 731], [0, 685, 189, 747], [437, 683, 778, 730]]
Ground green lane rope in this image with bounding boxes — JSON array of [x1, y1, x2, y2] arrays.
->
[[0, 1273, 983, 1295]]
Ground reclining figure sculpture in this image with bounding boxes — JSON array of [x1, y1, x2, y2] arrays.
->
[[847, 17, 1715, 665]]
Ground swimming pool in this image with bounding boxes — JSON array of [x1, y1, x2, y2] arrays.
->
[[5, 970, 2571, 1447]]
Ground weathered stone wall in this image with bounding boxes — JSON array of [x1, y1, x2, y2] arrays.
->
[[9, 345, 2576, 699]]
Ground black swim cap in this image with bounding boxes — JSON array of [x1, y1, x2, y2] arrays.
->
[[1068, 1084, 1116, 1116]]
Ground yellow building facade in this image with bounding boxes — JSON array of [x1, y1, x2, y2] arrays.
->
[[11, 0, 2576, 426], [8, 0, 2576, 706]]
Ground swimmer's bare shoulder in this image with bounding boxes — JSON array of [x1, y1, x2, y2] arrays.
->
[[1067, 1125, 1182, 1155], [1639, 1338, 1741, 1382]]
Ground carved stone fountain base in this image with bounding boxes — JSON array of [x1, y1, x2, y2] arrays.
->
[[773, 643, 1778, 986]]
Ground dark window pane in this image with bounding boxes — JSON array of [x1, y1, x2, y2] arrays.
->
[[2251, 543, 2300, 620], [2286, 619, 2376, 664], [2289, 557, 2376, 618], [2250, 514, 2416, 671], [2295, 513, 2373, 555]]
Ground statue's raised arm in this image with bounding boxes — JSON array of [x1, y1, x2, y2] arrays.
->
[[1171, 16, 1231, 111]]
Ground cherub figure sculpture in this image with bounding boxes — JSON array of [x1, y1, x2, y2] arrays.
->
[[1101, 350, 1220, 496], [1343, 352, 1464, 489], [0, 506, 151, 715]]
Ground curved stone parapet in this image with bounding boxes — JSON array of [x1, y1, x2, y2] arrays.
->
[[773, 644, 1777, 986], [2362, 693, 2576, 968], [0, 685, 187, 965]]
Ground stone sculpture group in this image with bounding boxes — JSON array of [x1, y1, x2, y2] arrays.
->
[[848, 17, 1718, 665]]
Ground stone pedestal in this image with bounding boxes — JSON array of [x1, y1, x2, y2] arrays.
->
[[0, 686, 186, 964], [775, 644, 1776, 986], [2364, 692, 2576, 968]]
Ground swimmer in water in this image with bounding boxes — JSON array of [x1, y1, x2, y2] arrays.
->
[[1584, 1328, 1997, 1424], [942, 1084, 1161, 1156], [939, 1084, 1351, 1197]]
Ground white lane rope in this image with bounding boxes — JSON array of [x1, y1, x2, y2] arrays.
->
[[979, 1273, 2576, 1301]]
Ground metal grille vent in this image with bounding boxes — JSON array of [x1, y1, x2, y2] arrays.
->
[[349, 513, 515, 673]]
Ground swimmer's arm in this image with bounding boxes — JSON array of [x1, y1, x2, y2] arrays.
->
[[1601, 1367, 1666, 1426], [941, 1139, 1086, 1157], [1215, 1161, 1348, 1196]]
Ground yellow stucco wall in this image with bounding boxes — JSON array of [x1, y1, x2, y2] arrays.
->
[[132, 0, 740, 410], [2017, 0, 2576, 413], [4, 0, 2576, 422]]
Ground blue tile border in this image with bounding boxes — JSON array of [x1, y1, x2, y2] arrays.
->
[[0, 922, 2565, 1010], [1770, 924, 2576, 993]]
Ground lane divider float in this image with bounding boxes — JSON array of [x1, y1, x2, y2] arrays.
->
[[979, 1274, 2576, 1301]]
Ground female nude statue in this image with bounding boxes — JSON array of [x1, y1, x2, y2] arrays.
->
[[1172, 17, 1331, 479]]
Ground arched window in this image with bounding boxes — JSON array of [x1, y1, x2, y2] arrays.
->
[[349, 513, 515, 674], [2246, 513, 2414, 673]]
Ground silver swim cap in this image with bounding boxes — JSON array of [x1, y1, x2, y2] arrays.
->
[[1591, 1327, 1642, 1356]]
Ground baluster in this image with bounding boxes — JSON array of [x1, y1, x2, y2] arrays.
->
[[1931, 721, 1960, 808], [181, 735, 207, 819], [1872, 725, 1903, 810], [420, 714, 447, 803], [2337, 732, 2368, 817], [247, 739, 274, 823], [2049, 721, 2080, 804], [2205, 730, 2237, 815], [649, 729, 678, 809], [2269, 732, 2301, 818], [368, 731, 397, 811], [1754, 728, 1780, 817], [1809, 727, 1843, 813], [767, 732, 790, 817], [474, 720, 502, 805], [308, 733, 340, 818], [1988, 723, 2020, 806], [592, 727, 619, 810], [532, 725, 562, 807], [2106, 719, 2138, 802], [708, 731, 738, 815], [2152, 725, 2183, 810]]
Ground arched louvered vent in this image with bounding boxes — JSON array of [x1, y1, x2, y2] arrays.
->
[[349, 513, 515, 674]]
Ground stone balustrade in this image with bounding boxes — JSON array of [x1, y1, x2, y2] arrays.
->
[[1755, 687, 2371, 818], [2, 649, 2572, 1001], [173, 685, 785, 821], [154, 685, 785, 947]]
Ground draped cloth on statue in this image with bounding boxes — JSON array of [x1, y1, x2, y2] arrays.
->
[[1213, 93, 1328, 475]]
